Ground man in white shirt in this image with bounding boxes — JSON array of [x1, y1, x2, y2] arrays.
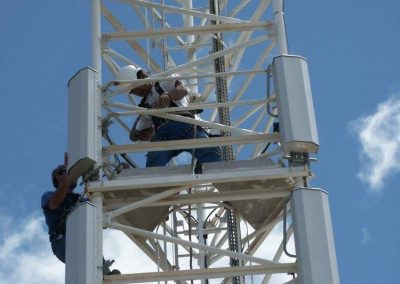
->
[[115, 65, 221, 167]]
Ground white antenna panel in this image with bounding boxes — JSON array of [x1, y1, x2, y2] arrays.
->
[[67, 67, 99, 180], [272, 55, 319, 154]]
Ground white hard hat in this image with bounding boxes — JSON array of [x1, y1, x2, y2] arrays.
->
[[114, 65, 141, 83]]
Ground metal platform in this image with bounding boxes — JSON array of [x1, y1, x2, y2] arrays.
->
[[84, 159, 308, 282], [88, 159, 307, 232]]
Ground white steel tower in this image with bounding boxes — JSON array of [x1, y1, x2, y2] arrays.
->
[[65, 0, 340, 283]]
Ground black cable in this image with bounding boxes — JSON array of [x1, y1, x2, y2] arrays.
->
[[182, 210, 199, 226], [261, 142, 271, 154], [200, 206, 219, 279], [188, 189, 194, 284], [203, 207, 219, 229]]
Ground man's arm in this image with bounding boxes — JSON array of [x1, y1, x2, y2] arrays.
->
[[48, 153, 74, 210], [153, 80, 188, 108], [48, 176, 72, 210], [129, 115, 154, 142], [130, 127, 154, 141], [167, 81, 188, 100]]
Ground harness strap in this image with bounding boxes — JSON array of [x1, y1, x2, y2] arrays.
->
[[139, 81, 202, 130]]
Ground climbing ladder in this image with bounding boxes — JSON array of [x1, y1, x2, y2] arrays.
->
[[64, 1, 340, 283]]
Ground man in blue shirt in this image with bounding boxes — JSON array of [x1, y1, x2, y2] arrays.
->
[[41, 153, 120, 275], [41, 153, 79, 263]]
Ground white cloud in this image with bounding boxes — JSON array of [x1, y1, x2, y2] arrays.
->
[[103, 229, 157, 274], [350, 96, 400, 191], [0, 213, 64, 284]]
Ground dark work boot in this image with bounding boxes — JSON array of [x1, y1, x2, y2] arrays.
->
[[103, 258, 118, 275], [107, 269, 121, 275]]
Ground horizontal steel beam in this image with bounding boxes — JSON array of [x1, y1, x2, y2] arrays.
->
[[103, 133, 279, 154], [145, 35, 269, 79], [103, 188, 291, 210], [103, 69, 268, 90], [105, 98, 270, 116], [87, 165, 307, 192], [118, 0, 248, 24], [103, 263, 297, 283], [105, 187, 184, 221], [103, 21, 273, 41], [105, 106, 261, 136]]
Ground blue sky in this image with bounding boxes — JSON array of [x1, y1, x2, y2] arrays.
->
[[1, 1, 400, 283]]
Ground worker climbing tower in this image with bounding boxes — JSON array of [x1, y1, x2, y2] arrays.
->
[[65, 0, 340, 283]]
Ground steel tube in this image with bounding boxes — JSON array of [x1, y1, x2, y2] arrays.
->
[[102, 22, 272, 41], [105, 187, 184, 220], [87, 165, 307, 192], [91, 0, 102, 75], [110, 99, 269, 116], [103, 188, 290, 210], [102, 133, 279, 154], [110, 223, 275, 265], [103, 69, 267, 92], [119, 0, 248, 24], [103, 264, 297, 283], [150, 35, 269, 79], [272, 0, 288, 54]]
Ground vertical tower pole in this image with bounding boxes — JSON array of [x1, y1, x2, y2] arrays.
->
[[272, 0, 288, 55], [91, 0, 102, 165], [91, 0, 102, 76], [91, 1, 103, 283], [183, 0, 199, 94]]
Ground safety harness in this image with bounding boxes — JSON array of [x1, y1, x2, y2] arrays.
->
[[139, 81, 201, 130]]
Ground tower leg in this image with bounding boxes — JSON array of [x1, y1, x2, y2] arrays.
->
[[290, 188, 340, 284]]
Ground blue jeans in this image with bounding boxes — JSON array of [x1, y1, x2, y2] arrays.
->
[[51, 235, 109, 269], [51, 235, 66, 263], [146, 121, 221, 167]]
